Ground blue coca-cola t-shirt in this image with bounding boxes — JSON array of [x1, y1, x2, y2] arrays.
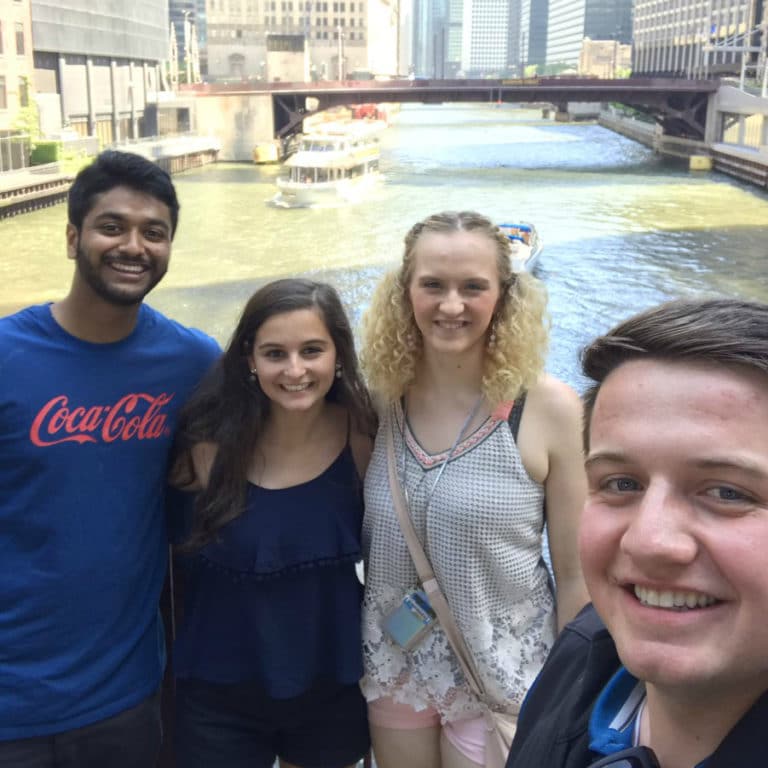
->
[[0, 303, 219, 739]]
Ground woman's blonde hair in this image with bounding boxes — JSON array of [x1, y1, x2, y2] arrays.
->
[[361, 211, 549, 406]]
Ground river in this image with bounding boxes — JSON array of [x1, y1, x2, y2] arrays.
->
[[3, 103, 768, 391]]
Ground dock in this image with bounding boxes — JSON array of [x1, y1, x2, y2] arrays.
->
[[0, 134, 222, 220], [0, 164, 74, 218]]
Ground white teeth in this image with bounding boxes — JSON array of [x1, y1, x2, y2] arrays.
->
[[438, 321, 464, 330], [634, 585, 717, 611], [283, 383, 310, 392], [111, 262, 146, 273]]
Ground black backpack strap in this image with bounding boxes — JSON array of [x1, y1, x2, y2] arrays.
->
[[508, 392, 526, 442]]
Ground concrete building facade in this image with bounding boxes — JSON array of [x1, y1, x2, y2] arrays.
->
[[31, 0, 169, 143], [633, 0, 764, 78], [205, 0, 397, 81], [579, 36, 631, 77], [0, 0, 35, 131]]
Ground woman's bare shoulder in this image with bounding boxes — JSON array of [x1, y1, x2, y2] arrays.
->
[[525, 373, 582, 423]]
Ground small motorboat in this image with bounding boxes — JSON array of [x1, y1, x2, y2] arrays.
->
[[499, 223, 542, 273]]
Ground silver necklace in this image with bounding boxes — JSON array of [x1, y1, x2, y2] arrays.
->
[[399, 394, 485, 521]]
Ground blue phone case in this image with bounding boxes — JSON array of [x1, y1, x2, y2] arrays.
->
[[382, 589, 437, 650]]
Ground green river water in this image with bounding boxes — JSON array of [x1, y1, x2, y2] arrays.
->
[[3, 103, 767, 389]]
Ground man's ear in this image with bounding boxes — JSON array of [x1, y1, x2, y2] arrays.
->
[[65, 223, 78, 260]]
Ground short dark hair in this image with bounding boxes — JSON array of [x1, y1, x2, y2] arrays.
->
[[581, 297, 768, 450], [175, 278, 377, 550], [67, 150, 180, 237]]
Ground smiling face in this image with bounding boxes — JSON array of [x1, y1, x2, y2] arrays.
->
[[67, 185, 172, 306], [248, 307, 337, 415], [407, 230, 501, 360], [581, 358, 768, 704]]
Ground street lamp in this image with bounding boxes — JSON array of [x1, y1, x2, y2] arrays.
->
[[183, 11, 193, 84], [337, 25, 345, 80]]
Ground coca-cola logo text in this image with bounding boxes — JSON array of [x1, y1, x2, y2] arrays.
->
[[30, 393, 175, 447]]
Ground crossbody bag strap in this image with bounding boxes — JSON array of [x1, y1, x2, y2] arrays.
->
[[385, 416, 488, 698]]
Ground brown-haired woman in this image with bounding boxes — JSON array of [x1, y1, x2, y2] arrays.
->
[[170, 278, 376, 768]]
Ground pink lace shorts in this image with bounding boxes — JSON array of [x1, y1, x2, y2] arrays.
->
[[368, 697, 486, 765]]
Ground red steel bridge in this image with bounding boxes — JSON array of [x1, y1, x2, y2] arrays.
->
[[183, 76, 720, 141]]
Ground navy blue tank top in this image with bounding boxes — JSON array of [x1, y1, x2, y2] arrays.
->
[[174, 444, 364, 698]]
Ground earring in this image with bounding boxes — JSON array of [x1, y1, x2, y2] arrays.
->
[[487, 322, 498, 351], [248, 367, 258, 383], [335, 363, 342, 379]]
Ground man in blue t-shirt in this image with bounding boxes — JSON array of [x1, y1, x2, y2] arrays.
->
[[0, 151, 219, 767], [507, 298, 768, 768]]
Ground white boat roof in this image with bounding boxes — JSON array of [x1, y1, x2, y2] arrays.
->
[[301, 119, 386, 140]]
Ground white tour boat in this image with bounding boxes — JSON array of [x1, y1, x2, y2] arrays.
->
[[499, 223, 543, 272], [272, 120, 385, 207]]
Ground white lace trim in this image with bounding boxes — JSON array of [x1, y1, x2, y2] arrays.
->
[[361, 584, 556, 723]]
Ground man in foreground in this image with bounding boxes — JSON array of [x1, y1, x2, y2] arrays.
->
[[0, 151, 219, 767], [507, 297, 768, 767]]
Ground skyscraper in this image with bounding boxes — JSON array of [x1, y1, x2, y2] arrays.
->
[[545, 0, 631, 69], [438, 0, 522, 76], [169, 0, 208, 75], [520, 0, 549, 70]]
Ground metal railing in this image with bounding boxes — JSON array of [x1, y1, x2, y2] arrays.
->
[[0, 133, 31, 173]]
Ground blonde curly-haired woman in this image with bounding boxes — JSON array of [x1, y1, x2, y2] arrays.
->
[[359, 211, 589, 768]]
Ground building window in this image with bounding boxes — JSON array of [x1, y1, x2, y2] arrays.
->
[[0, 77, 6, 109], [15, 22, 25, 55], [18, 77, 29, 107]]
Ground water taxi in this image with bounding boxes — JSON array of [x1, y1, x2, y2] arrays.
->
[[272, 120, 384, 208], [499, 223, 542, 272]]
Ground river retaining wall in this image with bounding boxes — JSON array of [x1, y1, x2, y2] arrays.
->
[[599, 102, 768, 190]]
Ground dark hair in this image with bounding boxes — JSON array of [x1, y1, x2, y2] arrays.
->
[[67, 150, 180, 237], [581, 297, 768, 450], [175, 278, 377, 550]]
